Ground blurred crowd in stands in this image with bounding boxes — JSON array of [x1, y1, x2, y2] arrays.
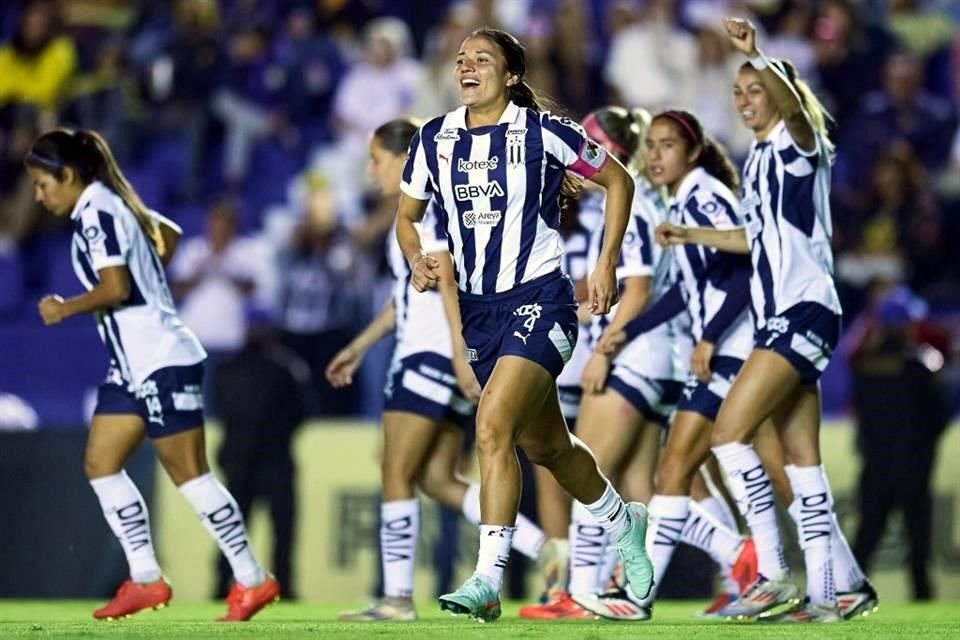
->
[[1, 0, 959, 422]]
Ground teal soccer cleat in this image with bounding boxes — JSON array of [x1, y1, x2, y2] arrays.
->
[[438, 574, 502, 623]]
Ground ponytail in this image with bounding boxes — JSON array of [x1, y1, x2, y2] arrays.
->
[[653, 110, 740, 192], [25, 129, 165, 255]]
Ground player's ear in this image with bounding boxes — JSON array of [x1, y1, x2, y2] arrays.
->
[[61, 166, 77, 185], [506, 73, 519, 87]]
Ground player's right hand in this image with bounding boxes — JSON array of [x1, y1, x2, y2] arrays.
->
[[325, 345, 362, 387], [581, 353, 610, 394], [596, 328, 627, 357], [655, 222, 689, 247], [410, 253, 441, 292], [453, 355, 482, 403]]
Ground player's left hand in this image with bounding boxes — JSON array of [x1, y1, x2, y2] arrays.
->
[[38, 294, 67, 325], [723, 17, 759, 57], [589, 262, 618, 315], [691, 340, 715, 383], [453, 353, 482, 403], [410, 253, 441, 292], [581, 353, 610, 394]]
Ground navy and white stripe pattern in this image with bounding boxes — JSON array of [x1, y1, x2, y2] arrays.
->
[[387, 199, 454, 361], [669, 168, 754, 361], [401, 101, 608, 295], [70, 182, 205, 387], [739, 120, 842, 330]]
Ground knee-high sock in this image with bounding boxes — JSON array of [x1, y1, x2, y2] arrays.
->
[[179, 473, 264, 588], [567, 501, 607, 595], [784, 464, 836, 606], [643, 494, 691, 604], [380, 498, 418, 599], [712, 442, 788, 580], [90, 471, 162, 583]]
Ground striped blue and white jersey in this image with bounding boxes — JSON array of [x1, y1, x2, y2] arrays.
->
[[555, 221, 592, 389], [69, 181, 206, 388], [588, 176, 690, 380], [387, 200, 454, 361], [740, 120, 841, 329], [400, 101, 608, 295], [669, 168, 754, 360]]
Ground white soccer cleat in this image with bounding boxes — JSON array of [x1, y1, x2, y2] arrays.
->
[[572, 588, 652, 621], [338, 596, 417, 621]]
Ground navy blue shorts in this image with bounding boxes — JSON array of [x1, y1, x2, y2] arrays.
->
[[460, 271, 579, 388], [756, 302, 841, 385], [95, 363, 205, 438], [607, 372, 685, 427], [383, 351, 473, 429], [676, 356, 744, 422]]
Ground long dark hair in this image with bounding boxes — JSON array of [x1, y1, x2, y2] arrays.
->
[[739, 57, 835, 154], [373, 117, 421, 155], [25, 129, 164, 254], [651, 110, 740, 192], [467, 27, 579, 202]]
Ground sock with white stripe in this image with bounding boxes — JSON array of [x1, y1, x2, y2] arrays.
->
[[476, 525, 515, 591], [806, 466, 867, 592], [380, 499, 419, 599], [712, 442, 788, 580], [784, 465, 836, 606], [462, 482, 544, 559], [178, 473, 265, 588], [688, 497, 744, 595], [567, 501, 606, 595], [644, 494, 691, 604], [90, 471, 162, 584], [596, 533, 619, 592]]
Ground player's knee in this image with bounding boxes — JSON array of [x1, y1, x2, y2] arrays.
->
[[84, 454, 123, 480], [474, 414, 514, 457], [417, 465, 451, 499], [381, 456, 417, 489]]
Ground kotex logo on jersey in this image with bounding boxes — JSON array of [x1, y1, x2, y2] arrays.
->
[[462, 210, 502, 229], [454, 181, 505, 201], [457, 157, 499, 172]]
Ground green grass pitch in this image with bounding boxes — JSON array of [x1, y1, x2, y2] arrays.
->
[[1, 600, 957, 639]]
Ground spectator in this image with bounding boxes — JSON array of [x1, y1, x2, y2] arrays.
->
[[170, 198, 259, 412], [213, 307, 307, 600], [845, 283, 952, 601], [840, 51, 958, 189], [275, 171, 371, 416], [604, 0, 696, 112], [0, 0, 76, 120]]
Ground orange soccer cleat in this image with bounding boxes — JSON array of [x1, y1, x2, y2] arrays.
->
[[92, 578, 172, 620], [730, 538, 758, 595], [518, 591, 596, 620], [217, 575, 281, 622]]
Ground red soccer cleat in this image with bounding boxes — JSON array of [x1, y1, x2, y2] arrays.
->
[[217, 575, 281, 622], [93, 578, 172, 620], [519, 590, 596, 620], [730, 538, 758, 595]]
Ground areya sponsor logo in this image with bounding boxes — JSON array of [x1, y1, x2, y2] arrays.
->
[[457, 157, 499, 172], [454, 181, 505, 201], [461, 210, 502, 229]]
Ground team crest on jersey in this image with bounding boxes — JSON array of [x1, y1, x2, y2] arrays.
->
[[84, 225, 106, 244], [434, 128, 460, 142], [506, 127, 526, 166], [462, 210, 502, 229]]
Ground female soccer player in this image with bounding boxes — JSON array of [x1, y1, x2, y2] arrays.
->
[[578, 109, 761, 621], [27, 129, 278, 622], [395, 28, 652, 622], [653, 19, 876, 621], [328, 118, 545, 621]]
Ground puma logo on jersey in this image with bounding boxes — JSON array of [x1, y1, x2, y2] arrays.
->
[[513, 331, 529, 345]]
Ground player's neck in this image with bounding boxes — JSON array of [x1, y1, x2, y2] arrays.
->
[[754, 116, 780, 142], [465, 98, 508, 128]]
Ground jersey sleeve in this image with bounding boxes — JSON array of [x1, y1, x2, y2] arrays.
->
[[419, 200, 449, 255], [399, 127, 433, 201], [541, 112, 608, 180], [686, 190, 741, 232], [616, 214, 654, 281], [78, 205, 128, 271]]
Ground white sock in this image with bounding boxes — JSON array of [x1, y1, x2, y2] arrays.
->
[[461, 482, 481, 525], [597, 534, 619, 593], [689, 498, 743, 594], [644, 494, 690, 604], [567, 501, 606, 595], [582, 481, 631, 540], [682, 499, 744, 566], [811, 466, 867, 592], [178, 473, 264, 588], [784, 465, 836, 606], [476, 525, 514, 591], [381, 498, 419, 599], [712, 442, 787, 579], [89, 471, 162, 584], [462, 482, 544, 560]]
